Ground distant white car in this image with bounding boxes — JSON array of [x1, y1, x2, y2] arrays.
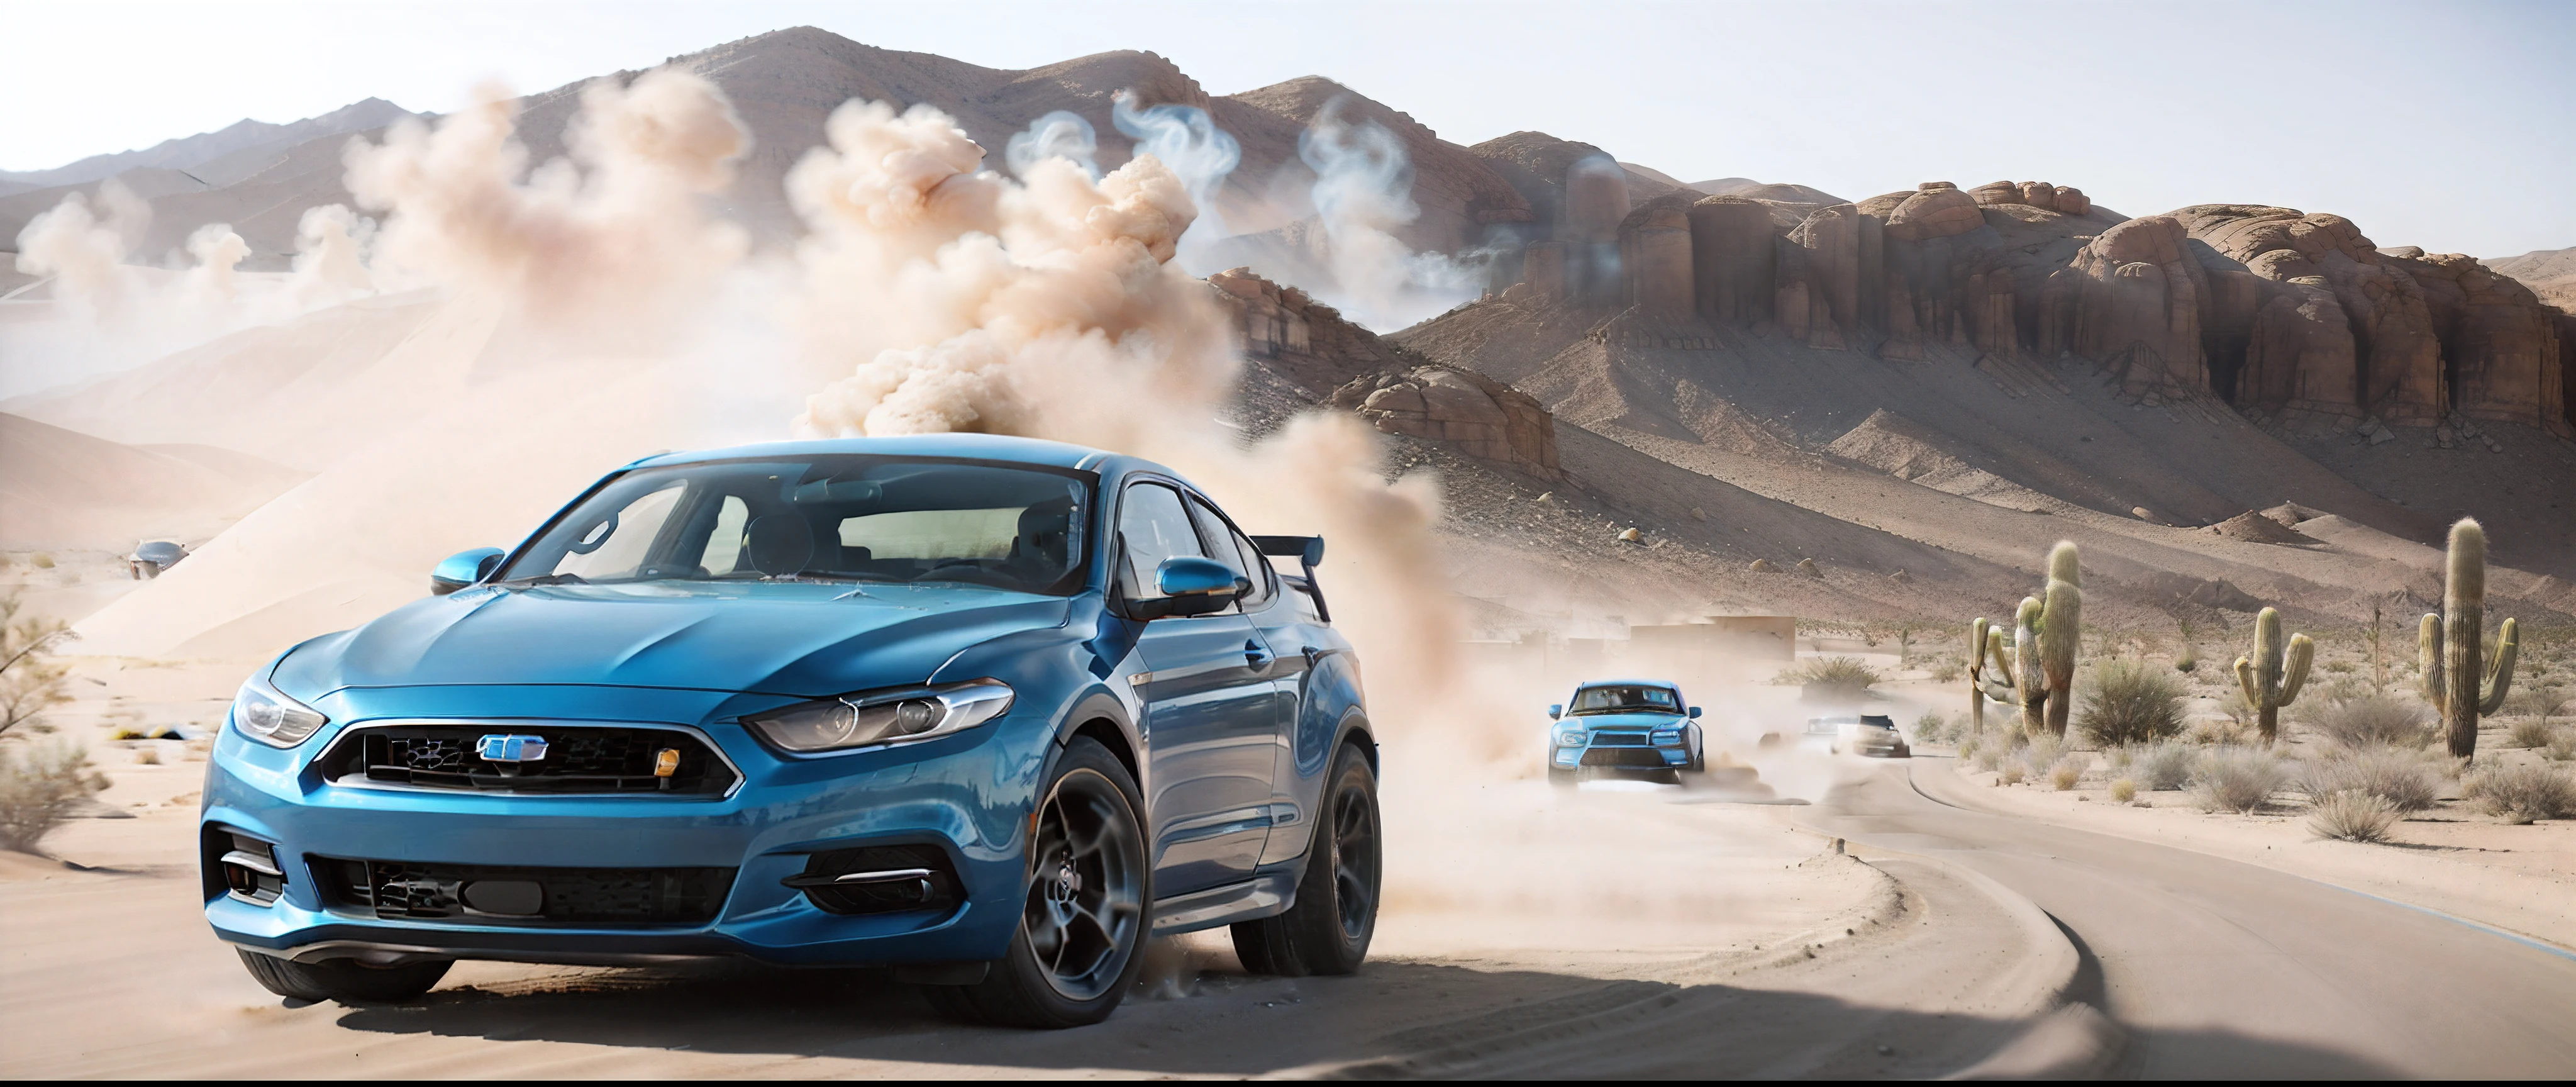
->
[[1803, 714, 1911, 757], [128, 540, 187, 579]]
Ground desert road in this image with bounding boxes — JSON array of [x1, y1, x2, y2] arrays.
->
[[1801, 759, 2576, 1078]]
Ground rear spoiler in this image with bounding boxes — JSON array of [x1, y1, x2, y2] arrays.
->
[[1250, 535, 1330, 623]]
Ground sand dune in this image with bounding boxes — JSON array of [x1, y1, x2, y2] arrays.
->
[[0, 412, 303, 550]]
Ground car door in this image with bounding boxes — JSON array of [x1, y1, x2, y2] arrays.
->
[[1118, 481, 1276, 895], [1186, 499, 1332, 867]]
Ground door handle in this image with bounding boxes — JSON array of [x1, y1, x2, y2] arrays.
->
[[1243, 639, 1273, 669]]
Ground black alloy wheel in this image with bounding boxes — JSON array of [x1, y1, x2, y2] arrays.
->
[[929, 737, 1147, 1028], [1231, 740, 1380, 976]]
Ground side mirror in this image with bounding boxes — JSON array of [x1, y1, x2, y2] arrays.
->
[[1688, 706, 1702, 719], [431, 547, 505, 596], [1547, 705, 1563, 720], [1133, 556, 1248, 620]]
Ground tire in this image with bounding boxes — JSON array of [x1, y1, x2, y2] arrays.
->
[[1231, 742, 1380, 977], [235, 949, 450, 1003], [935, 736, 1148, 1028]]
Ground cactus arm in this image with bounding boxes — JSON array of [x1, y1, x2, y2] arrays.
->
[[2418, 613, 2445, 710], [2278, 633, 2314, 706], [2234, 654, 2264, 710], [2478, 618, 2519, 716], [1968, 618, 1991, 683]]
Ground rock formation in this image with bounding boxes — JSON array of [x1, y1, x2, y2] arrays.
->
[[1331, 366, 1562, 479]]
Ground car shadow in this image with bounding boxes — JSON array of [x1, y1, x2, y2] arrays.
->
[[327, 955, 2400, 1078]]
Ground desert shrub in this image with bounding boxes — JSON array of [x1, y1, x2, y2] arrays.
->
[[29, 554, 53, 569], [2462, 764, 2576, 824], [2136, 741, 2196, 790], [2109, 778, 2138, 803], [1914, 711, 1947, 744], [1999, 762, 2026, 785], [2545, 731, 2576, 762], [1931, 659, 1963, 684], [2049, 755, 2084, 791], [2019, 734, 2062, 779], [2301, 694, 2434, 750], [1957, 736, 1981, 762], [2105, 745, 2136, 774], [2190, 747, 2289, 813], [2506, 685, 2569, 726], [2078, 661, 2187, 747], [2309, 790, 2400, 842], [2297, 747, 2442, 813], [1775, 656, 1881, 694], [2185, 718, 2253, 746], [2174, 646, 2197, 674], [2324, 660, 2355, 674], [0, 740, 109, 853], [2506, 718, 2557, 749]]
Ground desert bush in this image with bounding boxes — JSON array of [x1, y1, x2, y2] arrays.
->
[[1931, 659, 1962, 684], [2309, 790, 2401, 842], [1956, 735, 1980, 762], [1, 593, 78, 742], [2019, 734, 2062, 778], [2506, 685, 2569, 726], [1913, 711, 1947, 744], [2136, 741, 2196, 790], [2105, 745, 2136, 774], [2300, 694, 2433, 750], [2506, 718, 2555, 749], [2324, 660, 2355, 674], [2109, 778, 2139, 803], [2545, 731, 2576, 762], [1775, 656, 1881, 694], [1971, 744, 2002, 772], [29, 554, 53, 569], [1999, 762, 2026, 785], [2049, 755, 2084, 791], [2185, 718, 2253, 746], [2462, 764, 2576, 824], [0, 740, 109, 853], [2191, 747, 2289, 813], [2077, 660, 2187, 747], [2297, 747, 2442, 813]]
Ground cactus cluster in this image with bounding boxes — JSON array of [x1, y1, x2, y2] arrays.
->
[[2421, 518, 2519, 759], [2233, 607, 2313, 743], [1968, 541, 2082, 739]]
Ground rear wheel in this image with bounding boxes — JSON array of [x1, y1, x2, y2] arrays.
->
[[235, 949, 450, 1003], [1233, 742, 1380, 976], [933, 737, 1148, 1028]]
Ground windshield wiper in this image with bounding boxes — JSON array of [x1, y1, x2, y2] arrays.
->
[[495, 573, 587, 588]]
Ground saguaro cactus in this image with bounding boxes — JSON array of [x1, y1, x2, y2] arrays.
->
[[1973, 541, 2083, 739], [1967, 616, 2013, 734], [2233, 606, 2313, 744], [2420, 518, 2519, 759]]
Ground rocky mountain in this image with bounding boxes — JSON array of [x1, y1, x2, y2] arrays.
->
[[2490, 245, 2576, 311]]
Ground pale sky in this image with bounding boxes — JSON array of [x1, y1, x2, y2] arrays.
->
[[5, 0, 2570, 259]]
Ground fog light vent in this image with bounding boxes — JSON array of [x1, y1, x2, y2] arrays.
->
[[214, 831, 286, 906], [784, 844, 959, 917]]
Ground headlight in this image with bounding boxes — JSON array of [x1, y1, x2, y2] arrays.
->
[[1556, 728, 1586, 747], [746, 679, 1014, 754], [1653, 728, 1682, 745], [233, 674, 328, 748]]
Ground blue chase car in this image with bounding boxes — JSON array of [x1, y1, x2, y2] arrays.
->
[[1546, 680, 1704, 785], [201, 435, 1379, 1028]]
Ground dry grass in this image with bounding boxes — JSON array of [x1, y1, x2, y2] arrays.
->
[[2308, 790, 2401, 842], [2462, 764, 2576, 825], [2506, 718, 2558, 749], [0, 740, 109, 854], [1999, 763, 2026, 785], [2297, 747, 2443, 814], [1776, 656, 1882, 694], [2191, 747, 2289, 814], [2078, 660, 2187, 747], [2108, 778, 2138, 803], [2048, 756, 2084, 791], [1913, 711, 1948, 744], [2299, 694, 2433, 750], [2133, 741, 2196, 791]]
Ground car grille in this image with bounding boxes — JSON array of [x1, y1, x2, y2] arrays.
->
[[1580, 747, 1670, 767], [1587, 730, 1652, 747], [318, 725, 737, 795], [315, 857, 735, 924]]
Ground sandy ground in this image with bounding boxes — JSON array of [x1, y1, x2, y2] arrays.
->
[[3, 656, 2018, 1078]]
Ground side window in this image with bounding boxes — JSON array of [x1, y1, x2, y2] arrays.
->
[[1116, 482, 1206, 598], [552, 482, 686, 581], [1186, 497, 1272, 610]]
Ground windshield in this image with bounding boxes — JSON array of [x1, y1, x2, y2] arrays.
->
[[497, 455, 1094, 596], [1568, 684, 1681, 716]]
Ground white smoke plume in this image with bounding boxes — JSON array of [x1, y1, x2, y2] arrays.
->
[[1298, 98, 1484, 332], [1111, 91, 1241, 273], [182, 224, 250, 308], [11, 182, 149, 321], [1004, 110, 1101, 181], [285, 204, 377, 308]]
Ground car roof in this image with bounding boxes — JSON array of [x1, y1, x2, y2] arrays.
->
[[629, 434, 1117, 473], [1574, 679, 1680, 689]]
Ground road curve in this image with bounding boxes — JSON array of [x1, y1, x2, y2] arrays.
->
[[1802, 757, 2576, 1078]]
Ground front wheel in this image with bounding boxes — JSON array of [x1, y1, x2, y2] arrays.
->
[[1233, 741, 1380, 976], [933, 736, 1148, 1028], [235, 949, 450, 1003]]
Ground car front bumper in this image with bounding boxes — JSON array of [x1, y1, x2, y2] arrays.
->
[[201, 686, 1057, 968]]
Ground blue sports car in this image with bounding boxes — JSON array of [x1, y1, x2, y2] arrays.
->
[[201, 435, 1379, 1028], [1545, 680, 1704, 785]]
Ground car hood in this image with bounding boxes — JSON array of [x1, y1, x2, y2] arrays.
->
[[1564, 711, 1687, 730], [275, 581, 1073, 700]]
